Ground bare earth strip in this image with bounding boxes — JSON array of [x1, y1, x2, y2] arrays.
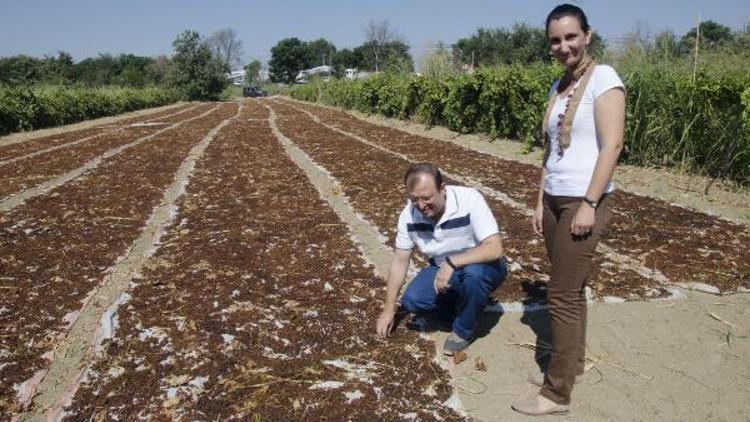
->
[[278, 98, 750, 295], [0, 103, 237, 415], [0, 102, 194, 150], [446, 291, 750, 421], [20, 102, 242, 421], [58, 100, 459, 420], [0, 104, 218, 212], [265, 105, 393, 277], [0, 104, 202, 167]]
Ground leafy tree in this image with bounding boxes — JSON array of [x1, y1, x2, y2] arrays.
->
[[41, 51, 74, 84], [331, 48, 361, 76], [168, 30, 227, 100], [269, 37, 310, 83], [421, 42, 455, 78], [0, 55, 43, 85], [205, 28, 244, 71], [653, 30, 681, 60], [362, 19, 401, 72], [588, 32, 607, 59], [680, 20, 734, 54], [149, 55, 171, 85], [454, 24, 606, 66], [244, 60, 262, 84], [306, 38, 336, 66], [354, 40, 413, 73]]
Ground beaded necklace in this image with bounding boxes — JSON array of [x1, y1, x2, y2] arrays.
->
[[542, 56, 596, 160]]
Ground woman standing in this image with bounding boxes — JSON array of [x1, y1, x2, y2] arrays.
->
[[511, 4, 626, 416]]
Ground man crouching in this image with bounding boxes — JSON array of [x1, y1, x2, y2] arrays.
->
[[376, 163, 507, 354]]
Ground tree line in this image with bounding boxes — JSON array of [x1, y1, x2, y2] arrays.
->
[[268, 20, 413, 84], [0, 28, 244, 101], [2, 19, 746, 99]]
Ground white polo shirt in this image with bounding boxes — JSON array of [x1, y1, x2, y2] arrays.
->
[[395, 185, 499, 265]]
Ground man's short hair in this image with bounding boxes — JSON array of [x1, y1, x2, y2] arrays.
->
[[404, 163, 444, 191]]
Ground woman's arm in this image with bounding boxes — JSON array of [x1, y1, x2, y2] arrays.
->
[[533, 168, 546, 235], [570, 87, 626, 236]]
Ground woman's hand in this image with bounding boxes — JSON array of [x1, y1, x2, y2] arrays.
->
[[532, 202, 544, 235], [570, 202, 596, 236]]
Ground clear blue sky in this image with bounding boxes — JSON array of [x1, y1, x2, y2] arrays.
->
[[1, 0, 748, 68]]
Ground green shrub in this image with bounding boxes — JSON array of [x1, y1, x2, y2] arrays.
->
[[0, 86, 181, 135], [291, 64, 750, 185]]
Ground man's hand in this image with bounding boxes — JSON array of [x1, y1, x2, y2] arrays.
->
[[434, 263, 454, 293], [376, 309, 396, 339], [570, 202, 595, 236]]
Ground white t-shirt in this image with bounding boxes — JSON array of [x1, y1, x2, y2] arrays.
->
[[544, 64, 625, 197], [395, 185, 499, 265]]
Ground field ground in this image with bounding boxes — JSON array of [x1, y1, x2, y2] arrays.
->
[[0, 97, 747, 421]]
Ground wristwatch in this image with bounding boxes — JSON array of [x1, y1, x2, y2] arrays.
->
[[582, 196, 599, 209]]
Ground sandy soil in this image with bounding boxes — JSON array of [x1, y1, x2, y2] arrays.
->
[[435, 291, 749, 421]]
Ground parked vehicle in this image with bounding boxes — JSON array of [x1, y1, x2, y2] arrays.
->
[[344, 68, 372, 81], [243, 85, 267, 97], [295, 65, 331, 84]]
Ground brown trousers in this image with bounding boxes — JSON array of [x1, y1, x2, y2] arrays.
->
[[539, 193, 612, 405]]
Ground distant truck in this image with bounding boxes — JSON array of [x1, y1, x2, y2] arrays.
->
[[344, 68, 372, 81], [243, 85, 267, 98], [295, 65, 331, 84]]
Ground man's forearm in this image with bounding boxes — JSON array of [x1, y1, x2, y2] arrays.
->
[[450, 235, 504, 267], [382, 250, 411, 313]]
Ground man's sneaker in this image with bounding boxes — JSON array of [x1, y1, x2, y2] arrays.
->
[[406, 314, 452, 332], [443, 332, 472, 355], [528, 372, 583, 387], [406, 315, 430, 332], [511, 394, 570, 416]]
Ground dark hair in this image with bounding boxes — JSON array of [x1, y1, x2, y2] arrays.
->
[[404, 163, 443, 190], [545, 3, 590, 36]]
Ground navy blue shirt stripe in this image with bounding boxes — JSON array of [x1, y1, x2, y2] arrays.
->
[[407, 223, 434, 232], [439, 214, 471, 230]]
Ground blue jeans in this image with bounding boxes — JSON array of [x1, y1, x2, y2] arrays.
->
[[400, 258, 507, 340]]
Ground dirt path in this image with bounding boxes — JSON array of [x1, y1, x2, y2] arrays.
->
[[443, 291, 749, 421]]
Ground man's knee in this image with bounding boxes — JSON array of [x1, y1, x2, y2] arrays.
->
[[460, 261, 506, 292], [400, 288, 419, 313], [463, 261, 506, 281], [401, 286, 434, 313]]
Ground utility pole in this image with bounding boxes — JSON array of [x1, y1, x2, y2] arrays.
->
[[693, 13, 701, 83]]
